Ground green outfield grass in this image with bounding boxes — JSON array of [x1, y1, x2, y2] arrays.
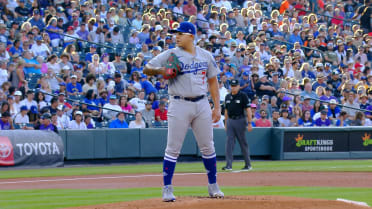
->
[[0, 186, 371, 209], [0, 159, 371, 179]]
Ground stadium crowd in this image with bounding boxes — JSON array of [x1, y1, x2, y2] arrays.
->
[[0, 0, 371, 131]]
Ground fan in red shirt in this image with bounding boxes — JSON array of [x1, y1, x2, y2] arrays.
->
[[255, 110, 272, 127], [155, 101, 168, 121], [331, 8, 344, 28], [183, 0, 197, 16]]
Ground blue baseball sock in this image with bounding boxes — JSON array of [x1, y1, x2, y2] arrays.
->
[[163, 155, 177, 186], [202, 154, 217, 184]]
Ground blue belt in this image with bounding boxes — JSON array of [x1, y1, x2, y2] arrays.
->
[[173, 95, 205, 102]]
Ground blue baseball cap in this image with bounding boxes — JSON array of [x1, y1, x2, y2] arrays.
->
[[243, 71, 249, 76], [109, 95, 117, 100], [30, 105, 38, 114], [20, 105, 28, 111], [170, 22, 196, 35], [35, 35, 43, 41]]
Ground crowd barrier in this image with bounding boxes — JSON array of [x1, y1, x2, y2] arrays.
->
[[58, 128, 272, 160], [2, 128, 371, 168], [59, 127, 372, 161]]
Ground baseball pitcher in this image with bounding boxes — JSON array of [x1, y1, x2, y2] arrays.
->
[[143, 22, 224, 202]]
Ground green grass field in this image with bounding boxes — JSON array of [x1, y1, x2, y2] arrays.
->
[[0, 160, 371, 209], [1, 159, 372, 179]]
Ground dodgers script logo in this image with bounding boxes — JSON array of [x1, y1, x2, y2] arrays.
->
[[0, 143, 12, 158], [178, 60, 208, 74]]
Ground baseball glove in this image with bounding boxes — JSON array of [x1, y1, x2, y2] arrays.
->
[[164, 53, 181, 79]]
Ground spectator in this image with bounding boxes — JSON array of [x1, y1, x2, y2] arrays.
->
[[76, 23, 89, 41], [109, 112, 129, 128], [300, 83, 318, 105], [140, 74, 157, 96], [68, 111, 87, 130], [141, 101, 155, 127], [66, 75, 83, 96], [255, 75, 276, 97], [103, 95, 122, 120], [343, 91, 360, 119], [119, 96, 134, 114], [255, 109, 271, 127], [328, 99, 341, 119], [84, 115, 95, 129], [113, 53, 127, 75], [47, 97, 59, 115], [0, 111, 13, 129], [278, 109, 292, 127], [46, 18, 63, 48], [14, 105, 29, 124], [32, 113, 58, 133], [147, 92, 159, 110], [30, 36, 51, 58], [155, 101, 168, 122], [183, 0, 197, 16], [271, 109, 280, 127], [82, 74, 97, 95], [100, 53, 116, 74], [114, 73, 129, 95], [56, 105, 69, 130], [129, 91, 147, 112], [82, 89, 100, 114], [20, 90, 37, 110], [312, 73, 328, 91], [155, 75, 168, 91], [315, 110, 331, 126], [298, 110, 314, 127], [127, 111, 145, 128]]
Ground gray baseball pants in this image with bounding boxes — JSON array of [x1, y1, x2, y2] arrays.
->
[[165, 97, 215, 158], [225, 117, 251, 168]]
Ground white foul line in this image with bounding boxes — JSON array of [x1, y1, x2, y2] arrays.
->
[[0, 173, 206, 185]]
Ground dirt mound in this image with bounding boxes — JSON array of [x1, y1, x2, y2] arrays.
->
[[66, 196, 370, 209]]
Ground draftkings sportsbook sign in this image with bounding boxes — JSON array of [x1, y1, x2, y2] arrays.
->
[[0, 130, 64, 167], [284, 132, 349, 152]]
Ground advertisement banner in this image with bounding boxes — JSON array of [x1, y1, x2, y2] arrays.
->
[[0, 130, 64, 167], [349, 131, 372, 151], [284, 132, 349, 152]]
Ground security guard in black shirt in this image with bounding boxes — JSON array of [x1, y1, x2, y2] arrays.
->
[[222, 79, 253, 171]]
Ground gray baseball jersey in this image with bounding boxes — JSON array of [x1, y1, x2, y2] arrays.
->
[[148, 46, 220, 97], [148, 46, 221, 159]]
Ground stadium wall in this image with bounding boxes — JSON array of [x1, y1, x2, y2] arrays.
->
[[59, 128, 372, 161]]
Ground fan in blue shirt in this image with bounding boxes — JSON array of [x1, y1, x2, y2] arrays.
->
[[109, 112, 129, 128], [315, 110, 331, 126], [66, 75, 83, 95]]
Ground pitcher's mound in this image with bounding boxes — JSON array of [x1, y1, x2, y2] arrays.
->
[[67, 196, 370, 209]]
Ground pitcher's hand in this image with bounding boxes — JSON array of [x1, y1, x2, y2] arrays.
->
[[212, 108, 221, 123]]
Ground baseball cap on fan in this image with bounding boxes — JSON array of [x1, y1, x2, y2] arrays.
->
[[170, 22, 196, 36]]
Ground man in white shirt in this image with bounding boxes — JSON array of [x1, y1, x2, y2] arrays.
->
[[56, 105, 70, 129], [218, 80, 228, 102], [0, 60, 8, 86], [20, 90, 38, 110], [68, 111, 87, 130], [30, 36, 51, 57], [13, 91, 23, 112], [129, 91, 146, 112], [103, 95, 122, 120], [14, 105, 29, 124]]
